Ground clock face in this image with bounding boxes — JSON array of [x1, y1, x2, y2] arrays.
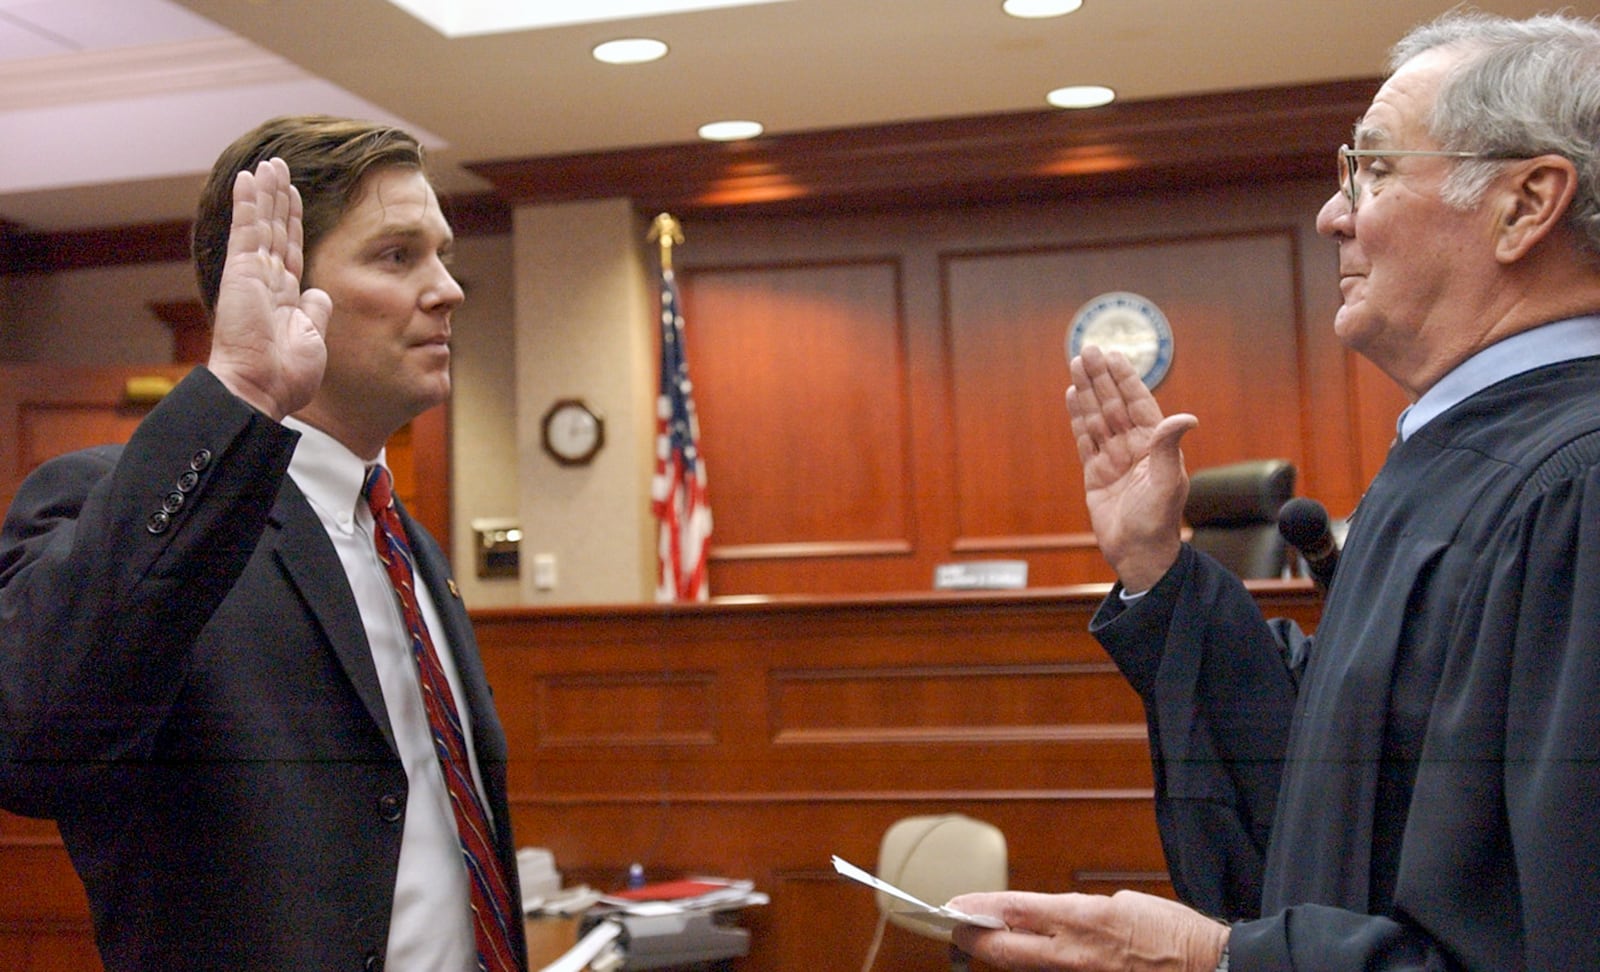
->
[[541, 399, 605, 465], [1066, 291, 1175, 389]]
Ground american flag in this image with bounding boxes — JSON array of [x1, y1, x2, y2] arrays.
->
[[651, 268, 712, 601]]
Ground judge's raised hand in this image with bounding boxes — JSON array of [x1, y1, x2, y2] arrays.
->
[[947, 889, 1228, 972], [1066, 345, 1198, 592], [207, 157, 332, 421]]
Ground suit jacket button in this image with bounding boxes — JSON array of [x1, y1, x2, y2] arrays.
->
[[162, 492, 185, 514], [189, 449, 213, 472], [146, 510, 171, 535], [377, 792, 404, 822], [177, 470, 200, 492], [364, 949, 384, 971]]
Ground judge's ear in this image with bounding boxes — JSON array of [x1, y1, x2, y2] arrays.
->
[[1493, 155, 1579, 264]]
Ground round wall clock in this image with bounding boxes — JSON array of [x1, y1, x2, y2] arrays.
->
[[1066, 291, 1175, 389], [540, 398, 605, 466]]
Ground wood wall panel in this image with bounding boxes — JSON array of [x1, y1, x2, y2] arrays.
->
[[475, 584, 1322, 972], [768, 663, 1145, 742], [679, 179, 1373, 596], [1, 583, 1322, 972], [943, 229, 1304, 547], [0, 363, 192, 515], [682, 260, 912, 553], [538, 672, 720, 746], [0, 364, 451, 558]]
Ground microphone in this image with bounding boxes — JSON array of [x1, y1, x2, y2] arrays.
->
[[1278, 497, 1340, 593]]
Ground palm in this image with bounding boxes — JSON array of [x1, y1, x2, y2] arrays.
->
[[1067, 347, 1196, 589], [209, 158, 331, 419]]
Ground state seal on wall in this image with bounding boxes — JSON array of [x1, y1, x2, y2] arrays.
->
[[1066, 291, 1175, 390]]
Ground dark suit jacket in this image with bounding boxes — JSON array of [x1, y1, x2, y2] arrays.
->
[[0, 368, 526, 972]]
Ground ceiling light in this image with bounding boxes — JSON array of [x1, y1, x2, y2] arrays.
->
[[1002, 0, 1083, 18], [698, 120, 764, 141], [592, 38, 669, 64], [1047, 85, 1115, 109], [385, 0, 792, 38]]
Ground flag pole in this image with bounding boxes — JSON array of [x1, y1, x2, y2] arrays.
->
[[648, 212, 684, 274], [647, 211, 711, 602]]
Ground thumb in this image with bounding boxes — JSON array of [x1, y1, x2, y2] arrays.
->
[[1148, 413, 1199, 464]]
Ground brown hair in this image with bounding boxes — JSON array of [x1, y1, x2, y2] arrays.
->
[[191, 115, 428, 313]]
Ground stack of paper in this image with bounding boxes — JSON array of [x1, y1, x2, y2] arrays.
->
[[600, 877, 769, 916]]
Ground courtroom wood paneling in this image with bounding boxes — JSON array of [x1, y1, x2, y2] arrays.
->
[[0, 363, 452, 551], [943, 229, 1304, 545], [683, 259, 913, 556], [678, 179, 1386, 596], [474, 584, 1324, 972], [1, 584, 1322, 972], [0, 362, 193, 515]]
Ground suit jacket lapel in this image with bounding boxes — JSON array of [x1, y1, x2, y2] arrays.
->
[[269, 479, 400, 755]]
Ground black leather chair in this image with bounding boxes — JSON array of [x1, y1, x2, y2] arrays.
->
[[1183, 458, 1296, 579]]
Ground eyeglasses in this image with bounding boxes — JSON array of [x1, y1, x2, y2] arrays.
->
[[1337, 144, 1511, 213]]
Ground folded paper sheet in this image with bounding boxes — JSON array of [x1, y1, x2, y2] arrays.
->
[[830, 855, 1007, 930]]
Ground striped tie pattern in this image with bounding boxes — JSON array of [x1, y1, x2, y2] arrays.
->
[[364, 465, 519, 972]]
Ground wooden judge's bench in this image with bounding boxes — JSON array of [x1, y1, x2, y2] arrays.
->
[[480, 584, 1322, 971], [0, 584, 1322, 971]]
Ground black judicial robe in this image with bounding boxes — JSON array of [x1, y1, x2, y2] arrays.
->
[[1092, 356, 1600, 970]]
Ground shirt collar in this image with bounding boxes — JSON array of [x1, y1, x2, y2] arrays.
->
[[283, 416, 385, 525], [1399, 314, 1600, 441]]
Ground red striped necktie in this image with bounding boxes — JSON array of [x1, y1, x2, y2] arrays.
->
[[364, 465, 519, 972]]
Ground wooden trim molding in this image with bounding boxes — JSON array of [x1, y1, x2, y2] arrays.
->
[[467, 79, 1378, 215], [0, 192, 509, 276], [2, 80, 1377, 276]]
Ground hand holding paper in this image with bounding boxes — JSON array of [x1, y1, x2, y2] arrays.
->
[[831, 855, 1007, 930]]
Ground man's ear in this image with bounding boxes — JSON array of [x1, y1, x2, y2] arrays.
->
[[1495, 155, 1579, 263]]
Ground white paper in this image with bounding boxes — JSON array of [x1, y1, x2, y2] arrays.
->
[[830, 855, 1007, 930]]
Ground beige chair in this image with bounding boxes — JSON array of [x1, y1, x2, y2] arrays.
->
[[862, 814, 1007, 972]]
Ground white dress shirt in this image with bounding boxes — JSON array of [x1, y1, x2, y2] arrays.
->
[[285, 418, 487, 971]]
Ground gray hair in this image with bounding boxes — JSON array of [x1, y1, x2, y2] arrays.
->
[[1390, 11, 1600, 258]]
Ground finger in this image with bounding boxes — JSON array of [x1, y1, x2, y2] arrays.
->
[[1079, 353, 1134, 444], [950, 891, 1081, 936], [285, 180, 306, 282], [1069, 354, 1117, 462], [227, 169, 261, 260], [1091, 350, 1142, 438], [1110, 354, 1166, 430], [266, 159, 291, 267], [1066, 386, 1100, 466]]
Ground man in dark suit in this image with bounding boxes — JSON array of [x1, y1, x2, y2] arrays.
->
[[0, 118, 527, 972]]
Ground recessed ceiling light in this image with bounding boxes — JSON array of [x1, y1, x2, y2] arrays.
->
[[385, 0, 793, 37], [698, 120, 764, 141], [1003, 0, 1083, 18], [592, 38, 669, 64], [1047, 84, 1115, 109]]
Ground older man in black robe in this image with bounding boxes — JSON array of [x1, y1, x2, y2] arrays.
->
[[948, 10, 1600, 972]]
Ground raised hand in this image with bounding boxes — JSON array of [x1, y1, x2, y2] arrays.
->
[[947, 888, 1228, 972], [1066, 345, 1198, 592], [207, 157, 333, 421]]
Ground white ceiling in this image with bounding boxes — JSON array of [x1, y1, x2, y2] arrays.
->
[[0, 0, 1578, 232]]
